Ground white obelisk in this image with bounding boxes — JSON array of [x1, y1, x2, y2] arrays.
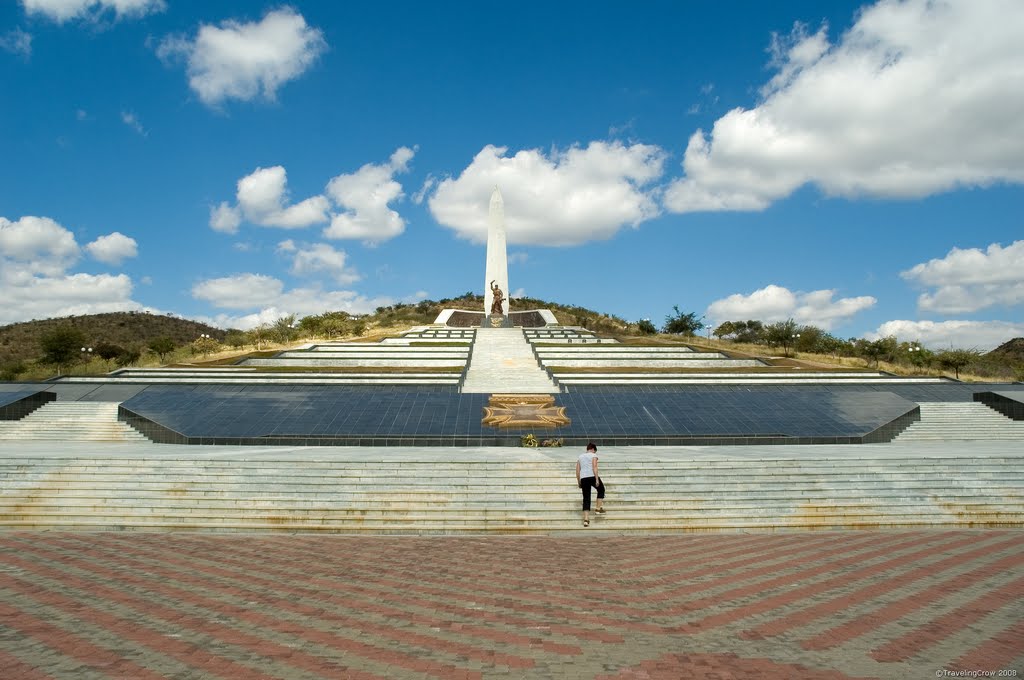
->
[[484, 186, 509, 316]]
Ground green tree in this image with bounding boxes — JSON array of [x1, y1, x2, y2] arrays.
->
[[0, 361, 25, 381], [39, 325, 86, 375], [115, 347, 141, 367], [272, 314, 297, 344], [248, 323, 271, 350], [147, 336, 176, 362], [901, 342, 935, 372], [224, 330, 247, 349], [859, 336, 898, 367], [727, 320, 765, 344], [94, 342, 125, 363], [191, 336, 219, 357], [816, 333, 849, 358], [713, 321, 737, 340], [662, 306, 704, 336], [764, 319, 799, 356], [936, 348, 979, 380], [793, 325, 825, 353], [637, 319, 657, 335]]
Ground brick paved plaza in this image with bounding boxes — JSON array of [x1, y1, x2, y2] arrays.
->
[[0, 531, 1021, 679]]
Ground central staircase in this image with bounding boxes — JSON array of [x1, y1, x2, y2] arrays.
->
[[0, 402, 147, 442], [461, 328, 558, 393], [1, 454, 1020, 533]]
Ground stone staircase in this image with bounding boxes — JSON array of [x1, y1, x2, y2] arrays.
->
[[894, 402, 1024, 441], [1, 455, 1021, 533], [461, 328, 558, 393], [0, 402, 148, 442]]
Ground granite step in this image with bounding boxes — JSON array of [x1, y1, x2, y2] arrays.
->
[[1, 455, 1020, 533]]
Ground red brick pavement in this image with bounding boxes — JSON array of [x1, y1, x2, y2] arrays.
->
[[0, 531, 1021, 679]]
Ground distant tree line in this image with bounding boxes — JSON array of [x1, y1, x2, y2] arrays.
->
[[646, 306, 1019, 381]]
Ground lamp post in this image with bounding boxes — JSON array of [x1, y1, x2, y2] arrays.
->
[[790, 333, 800, 357], [196, 334, 213, 357]]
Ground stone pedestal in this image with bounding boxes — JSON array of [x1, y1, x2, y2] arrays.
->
[[483, 314, 512, 328]]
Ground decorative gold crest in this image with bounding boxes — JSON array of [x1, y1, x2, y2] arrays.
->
[[482, 393, 570, 429]]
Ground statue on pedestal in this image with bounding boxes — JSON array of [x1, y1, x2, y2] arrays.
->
[[490, 280, 505, 316]]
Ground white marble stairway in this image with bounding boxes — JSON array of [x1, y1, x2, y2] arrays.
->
[[0, 453, 1021, 533], [894, 402, 1024, 441], [461, 328, 558, 393], [0, 402, 147, 442]]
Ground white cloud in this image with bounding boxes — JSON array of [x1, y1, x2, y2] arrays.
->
[[157, 7, 326, 107], [0, 272, 139, 325], [411, 174, 436, 205], [0, 29, 32, 58], [901, 240, 1024, 314], [237, 166, 329, 228], [212, 165, 329, 231], [209, 201, 242, 234], [85, 231, 138, 265], [120, 110, 146, 136], [21, 0, 164, 22], [276, 240, 361, 284], [191, 273, 284, 309], [429, 141, 665, 246], [870, 319, 1024, 352], [0, 215, 144, 324], [0, 215, 80, 275], [324, 147, 414, 244], [191, 272, 396, 330], [508, 252, 529, 265], [705, 284, 876, 330], [664, 0, 1024, 213]]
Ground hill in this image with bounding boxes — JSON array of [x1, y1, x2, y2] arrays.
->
[[987, 337, 1024, 363], [0, 312, 226, 367]]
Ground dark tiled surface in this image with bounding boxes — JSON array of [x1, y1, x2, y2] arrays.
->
[[976, 391, 1024, 420], [566, 382, 1024, 401], [0, 388, 53, 420], [119, 384, 925, 446]]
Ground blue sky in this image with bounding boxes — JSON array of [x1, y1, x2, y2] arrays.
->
[[1, 0, 1022, 350]]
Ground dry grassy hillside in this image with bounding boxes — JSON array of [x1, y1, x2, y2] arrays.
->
[[0, 312, 226, 366]]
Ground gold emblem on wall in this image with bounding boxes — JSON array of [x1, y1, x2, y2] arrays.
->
[[482, 394, 570, 429]]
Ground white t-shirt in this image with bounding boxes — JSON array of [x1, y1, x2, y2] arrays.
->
[[578, 451, 598, 479]]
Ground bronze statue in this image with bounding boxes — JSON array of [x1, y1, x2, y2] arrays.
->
[[490, 280, 505, 315]]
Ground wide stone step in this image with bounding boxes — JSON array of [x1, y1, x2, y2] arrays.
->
[[3, 469, 1020, 483], [892, 402, 1024, 442], [0, 401, 148, 442], [2, 451, 1020, 533], [4, 496, 1021, 513], [1, 515, 1020, 534], [4, 469, 1018, 484]]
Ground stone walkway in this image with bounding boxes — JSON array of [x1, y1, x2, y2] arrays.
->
[[1, 531, 1021, 679], [461, 328, 558, 393]]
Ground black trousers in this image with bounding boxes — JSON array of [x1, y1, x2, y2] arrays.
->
[[580, 476, 605, 511]]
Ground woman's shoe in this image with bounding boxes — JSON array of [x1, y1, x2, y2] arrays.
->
[[583, 519, 590, 527], [596, 508, 606, 514]]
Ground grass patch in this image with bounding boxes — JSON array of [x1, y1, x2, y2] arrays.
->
[[175, 365, 464, 374], [408, 341, 472, 346]]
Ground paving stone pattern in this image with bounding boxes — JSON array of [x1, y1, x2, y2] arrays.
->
[[0, 531, 1021, 679]]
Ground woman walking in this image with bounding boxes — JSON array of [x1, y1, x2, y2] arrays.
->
[[576, 442, 605, 527]]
